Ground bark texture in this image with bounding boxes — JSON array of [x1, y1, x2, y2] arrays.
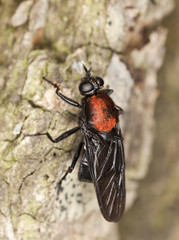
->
[[0, 1, 174, 240]]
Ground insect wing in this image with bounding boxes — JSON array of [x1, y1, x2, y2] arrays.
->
[[83, 129, 125, 222]]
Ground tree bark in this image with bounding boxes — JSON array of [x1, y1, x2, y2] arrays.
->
[[0, 0, 174, 240]]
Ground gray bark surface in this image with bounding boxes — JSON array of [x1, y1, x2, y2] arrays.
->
[[0, 1, 174, 240]]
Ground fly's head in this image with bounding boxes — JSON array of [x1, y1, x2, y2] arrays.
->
[[79, 65, 104, 96]]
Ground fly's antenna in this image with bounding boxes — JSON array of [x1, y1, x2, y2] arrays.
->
[[83, 64, 92, 77]]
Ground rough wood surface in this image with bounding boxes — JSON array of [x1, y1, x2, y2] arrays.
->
[[0, 1, 174, 240]]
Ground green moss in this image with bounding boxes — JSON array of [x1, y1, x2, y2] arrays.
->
[[0, 159, 15, 172], [41, 62, 48, 78], [88, 0, 93, 5], [3, 149, 16, 162], [16, 214, 38, 240], [55, 43, 71, 55], [0, 58, 28, 103], [25, 202, 40, 217], [28, 50, 45, 61]]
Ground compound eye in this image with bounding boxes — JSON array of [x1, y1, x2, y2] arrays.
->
[[96, 77, 104, 87], [79, 81, 94, 94]]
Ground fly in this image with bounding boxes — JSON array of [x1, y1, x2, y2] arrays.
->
[[26, 65, 125, 222]]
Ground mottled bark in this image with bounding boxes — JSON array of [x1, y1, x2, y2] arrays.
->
[[0, 0, 174, 240]]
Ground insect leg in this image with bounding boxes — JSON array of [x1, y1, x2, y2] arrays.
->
[[103, 89, 114, 95], [57, 140, 83, 195], [25, 126, 80, 143], [116, 105, 124, 115], [43, 77, 82, 108]]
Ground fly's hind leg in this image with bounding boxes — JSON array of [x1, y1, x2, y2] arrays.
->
[[78, 153, 92, 182], [57, 140, 83, 196]]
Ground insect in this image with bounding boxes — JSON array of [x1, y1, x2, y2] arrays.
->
[[28, 65, 125, 222]]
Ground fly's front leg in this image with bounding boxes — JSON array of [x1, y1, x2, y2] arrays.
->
[[57, 140, 83, 196], [43, 77, 82, 108], [25, 126, 80, 143]]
